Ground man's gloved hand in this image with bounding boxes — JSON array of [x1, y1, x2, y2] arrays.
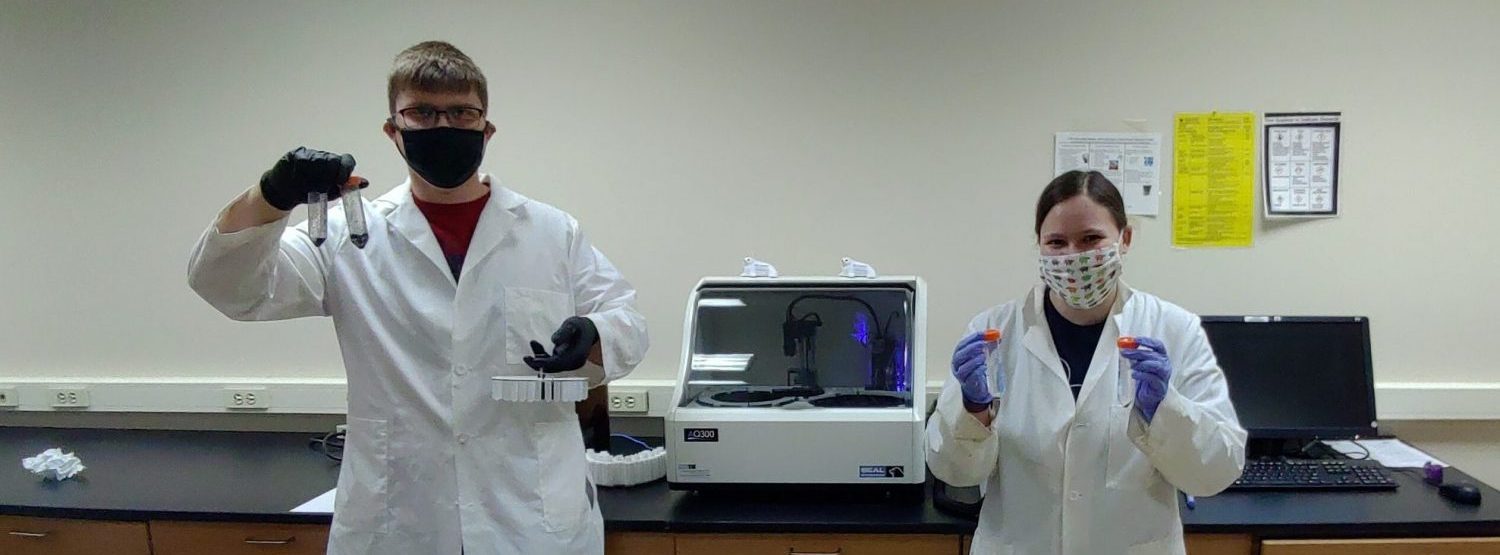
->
[[1120, 336, 1173, 423], [952, 330, 999, 412], [523, 316, 600, 373], [258, 147, 365, 211]]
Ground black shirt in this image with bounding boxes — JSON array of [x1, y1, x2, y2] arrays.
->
[[1043, 290, 1106, 400]]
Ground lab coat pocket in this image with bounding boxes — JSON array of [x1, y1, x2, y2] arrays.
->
[[1106, 405, 1156, 490], [533, 419, 591, 533], [334, 417, 390, 535], [504, 287, 575, 365]]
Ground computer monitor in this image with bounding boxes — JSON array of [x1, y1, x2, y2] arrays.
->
[[1199, 316, 1378, 439]]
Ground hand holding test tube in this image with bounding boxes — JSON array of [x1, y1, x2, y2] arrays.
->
[[1118, 336, 1174, 422], [258, 148, 367, 248], [954, 329, 1002, 412]]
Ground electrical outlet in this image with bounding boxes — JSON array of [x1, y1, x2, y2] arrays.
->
[[0, 387, 18, 408], [49, 387, 90, 409], [608, 389, 649, 414], [224, 388, 271, 410]]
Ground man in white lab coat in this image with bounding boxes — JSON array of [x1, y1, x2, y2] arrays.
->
[[187, 41, 648, 555]]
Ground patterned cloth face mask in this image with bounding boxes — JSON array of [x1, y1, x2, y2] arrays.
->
[[1039, 242, 1123, 310]]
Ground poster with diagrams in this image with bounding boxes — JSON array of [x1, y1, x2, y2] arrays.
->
[[1264, 112, 1341, 217]]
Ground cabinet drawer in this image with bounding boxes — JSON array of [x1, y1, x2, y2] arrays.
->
[[676, 533, 962, 555], [1262, 537, 1500, 555], [607, 531, 676, 554], [150, 521, 330, 555], [0, 515, 150, 555], [1186, 533, 1253, 555]]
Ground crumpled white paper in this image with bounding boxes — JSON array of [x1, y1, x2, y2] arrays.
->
[[839, 257, 878, 278], [22, 448, 86, 481], [741, 257, 779, 278]]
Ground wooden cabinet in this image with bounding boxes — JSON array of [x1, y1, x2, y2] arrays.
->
[[1261, 537, 1500, 555], [607, 531, 676, 554], [675, 533, 961, 555], [0, 515, 151, 555], [7, 517, 1499, 555], [1186, 534, 1254, 555], [953, 533, 1251, 555], [149, 521, 329, 555]]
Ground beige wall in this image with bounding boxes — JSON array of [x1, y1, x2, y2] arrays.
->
[[3, 0, 1497, 384], [2, 1, 1496, 475]]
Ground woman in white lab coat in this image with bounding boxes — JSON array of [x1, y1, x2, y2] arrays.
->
[[926, 170, 1245, 555]]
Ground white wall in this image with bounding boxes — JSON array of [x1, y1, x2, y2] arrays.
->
[[2, 3, 1497, 391]]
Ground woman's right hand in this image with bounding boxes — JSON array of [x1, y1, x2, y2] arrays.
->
[[953, 331, 999, 412]]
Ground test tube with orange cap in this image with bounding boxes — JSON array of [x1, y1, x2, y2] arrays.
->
[[1116, 336, 1137, 405], [982, 329, 1002, 358], [981, 329, 1003, 397]]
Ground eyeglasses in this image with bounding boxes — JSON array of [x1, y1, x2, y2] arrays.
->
[[393, 105, 486, 130]]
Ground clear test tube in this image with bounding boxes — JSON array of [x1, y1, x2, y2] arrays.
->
[[982, 329, 1003, 397], [307, 192, 328, 246], [344, 177, 368, 249], [1117, 336, 1138, 406]]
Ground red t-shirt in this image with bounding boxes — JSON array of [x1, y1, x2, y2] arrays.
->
[[413, 192, 490, 279]]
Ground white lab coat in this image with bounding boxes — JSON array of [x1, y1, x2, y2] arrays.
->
[[188, 175, 647, 555], [927, 285, 1245, 555]]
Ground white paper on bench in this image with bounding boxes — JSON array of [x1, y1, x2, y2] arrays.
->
[[290, 488, 336, 513], [1322, 439, 1448, 468]]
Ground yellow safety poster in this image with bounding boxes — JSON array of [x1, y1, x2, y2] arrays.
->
[[1172, 112, 1256, 247]]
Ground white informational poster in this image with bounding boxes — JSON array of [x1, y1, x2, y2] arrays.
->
[[1054, 132, 1163, 216], [1263, 112, 1341, 217]]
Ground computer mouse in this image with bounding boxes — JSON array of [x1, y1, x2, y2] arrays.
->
[[1439, 483, 1483, 505]]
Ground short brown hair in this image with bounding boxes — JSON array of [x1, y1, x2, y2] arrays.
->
[[387, 41, 488, 113], [1034, 170, 1128, 236]]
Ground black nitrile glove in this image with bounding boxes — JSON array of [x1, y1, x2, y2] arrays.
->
[[258, 147, 364, 211], [523, 316, 600, 373]]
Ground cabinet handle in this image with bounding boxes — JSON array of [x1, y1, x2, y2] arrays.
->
[[244, 537, 296, 545], [788, 549, 842, 555], [8, 531, 50, 538]]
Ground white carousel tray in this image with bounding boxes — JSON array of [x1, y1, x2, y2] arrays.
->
[[491, 375, 589, 403]]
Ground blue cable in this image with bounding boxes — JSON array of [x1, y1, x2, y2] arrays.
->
[[611, 433, 654, 450]]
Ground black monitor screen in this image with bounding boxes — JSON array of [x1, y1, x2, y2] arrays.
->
[[1200, 317, 1377, 439]]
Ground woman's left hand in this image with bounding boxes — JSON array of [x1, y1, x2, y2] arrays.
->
[[1120, 336, 1173, 422]]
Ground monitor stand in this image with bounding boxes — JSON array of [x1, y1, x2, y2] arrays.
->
[[1246, 437, 1349, 460]]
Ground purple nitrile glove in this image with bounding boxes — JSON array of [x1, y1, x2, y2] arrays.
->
[[952, 331, 998, 411], [1120, 336, 1172, 423]]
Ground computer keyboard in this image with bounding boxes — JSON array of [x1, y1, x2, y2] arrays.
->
[[1229, 459, 1398, 491]]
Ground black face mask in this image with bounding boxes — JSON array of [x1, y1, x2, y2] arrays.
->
[[398, 127, 486, 189]]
